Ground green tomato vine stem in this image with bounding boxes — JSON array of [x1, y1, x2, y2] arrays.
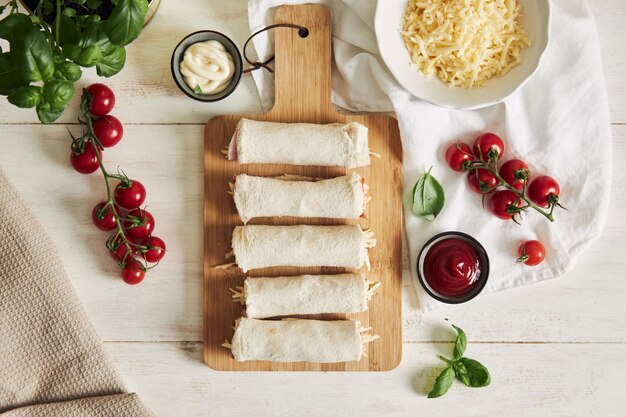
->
[[79, 90, 147, 271], [468, 144, 556, 223]]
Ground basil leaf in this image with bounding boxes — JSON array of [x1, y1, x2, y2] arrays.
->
[[412, 166, 445, 221], [452, 325, 467, 360], [0, 13, 32, 41], [0, 52, 29, 95], [57, 62, 82, 81], [56, 14, 80, 45], [42, 0, 54, 16], [36, 101, 64, 124], [87, 0, 102, 9], [13, 28, 55, 82], [8, 86, 42, 108], [96, 46, 126, 77], [104, 0, 148, 47], [427, 366, 455, 398], [72, 22, 116, 55], [62, 8, 77, 17], [42, 80, 75, 109], [454, 357, 491, 388], [63, 44, 103, 67]]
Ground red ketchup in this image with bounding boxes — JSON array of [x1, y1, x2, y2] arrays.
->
[[423, 237, 482, 297]]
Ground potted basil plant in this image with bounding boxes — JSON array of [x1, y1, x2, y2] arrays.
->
[[0, 0, 150, 123]]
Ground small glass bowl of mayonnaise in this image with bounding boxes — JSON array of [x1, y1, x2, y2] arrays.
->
[[171, 31, 243, 102]]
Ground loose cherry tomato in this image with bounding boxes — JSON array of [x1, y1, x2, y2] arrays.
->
[[92, 201, 118, 231], [87, 83, 115, 117], [473, 132, 505, 162], [124, 209, 155, 240], [121, 260, 146, 285], [114, 180, 146, 209], [489, 190, 522, 220], [70, 142, 101, 174], [517, 240, 545, 266], [108, 236, 137, 265], [93, 115, 123, 148], [467, 168, 499, 194], [528, 176, 560, 208], [445, 142, 473, 172], [500, 159, 530, 191], [141, 236, 166, 263]]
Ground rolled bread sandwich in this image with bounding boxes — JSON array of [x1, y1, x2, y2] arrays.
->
[[221, 225, 376, 272], [231, 274, 380, 318], [231, 173, 369, 223], [224, 317, 378, 363], [226, 118, 372, 168]]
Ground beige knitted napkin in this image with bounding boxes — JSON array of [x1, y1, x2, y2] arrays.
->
[[0, 170, 153, 416]]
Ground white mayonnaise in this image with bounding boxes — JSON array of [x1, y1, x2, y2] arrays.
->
[[180, 40, 235, 94]]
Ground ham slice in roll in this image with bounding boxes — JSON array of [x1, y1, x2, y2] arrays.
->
[[226, 119, 371, 168], [230, 173, 369, 223], [231, 274, 380, 319], [221, 225, 376, 272], [224, 318, 379, 363]]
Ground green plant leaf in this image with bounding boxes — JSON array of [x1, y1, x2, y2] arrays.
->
[[8, 85, 42, 108], [62, 7, 77, 17], [75, 22, 117, 55], [56, 14, 80, 45], [452, 325, 467, 360], [454, 358, 491, 388], [42, 80, 75, 109], [57, 61, 82, 81], [412, 167, 445, 221], [96, 46, 125, 77], [42, 0, 54, 15], [194, 85, 203, 94], [0, 13, 32, 41], [62, 44, 103, 67], [427, 366, 455, 398], [36, 101, 64, 124], [13, 28, 55, 82], [103, 0, 148, 47], [0, 52, 29, 95], [86, 0, 102, 9]]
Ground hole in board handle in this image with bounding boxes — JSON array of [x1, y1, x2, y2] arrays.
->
[[298, 28, 309, 38]]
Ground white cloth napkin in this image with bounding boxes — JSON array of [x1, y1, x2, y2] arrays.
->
[[247, 0, 612, 311]]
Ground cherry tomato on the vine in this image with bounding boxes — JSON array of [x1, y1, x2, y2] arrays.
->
[[114, 180, 146, 209], [500, 159, 530, 191], [489, 190, 522, 220], [70, 142, 101, 174], [121, 260, 146, 285], [93, 115, 124, 148], [108, 236, 137, 265], [86, 83, 115, 117], [473, 132, 505, 162], [517, 240, 545, 266], [467, 168, 499, 194], [92, 201, 118, 231], [445, 142, 473, 172], [124, 209, 155, 240], [528, 176, 560, 208], [141, 236, 166, 263]]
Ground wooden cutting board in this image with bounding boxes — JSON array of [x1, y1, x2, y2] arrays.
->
[[203, 4, 402, 371]]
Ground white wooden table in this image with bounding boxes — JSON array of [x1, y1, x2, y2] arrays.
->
[[1, 1, 625, 415]]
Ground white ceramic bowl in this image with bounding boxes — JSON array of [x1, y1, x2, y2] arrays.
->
[[375, 0, 551, 110]]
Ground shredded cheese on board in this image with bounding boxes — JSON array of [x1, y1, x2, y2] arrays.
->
[[401, 0, 531, 88]]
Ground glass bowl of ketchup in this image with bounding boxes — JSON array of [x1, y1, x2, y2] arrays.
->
[[417, 231, 489, 304]]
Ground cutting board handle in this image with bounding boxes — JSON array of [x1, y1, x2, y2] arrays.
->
[[268, 5, 334, 119]]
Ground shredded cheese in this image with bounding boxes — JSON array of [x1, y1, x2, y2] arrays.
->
[[401, 0, 531, 88]]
